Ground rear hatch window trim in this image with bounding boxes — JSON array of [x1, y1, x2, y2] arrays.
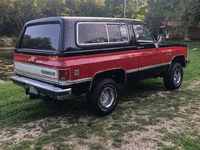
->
[[16, 20, 64, 54]]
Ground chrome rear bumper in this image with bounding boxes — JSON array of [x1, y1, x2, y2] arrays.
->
[[10, 75, 72, 100]]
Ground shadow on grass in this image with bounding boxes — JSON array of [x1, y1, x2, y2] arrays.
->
[[0, 94, 90, 128], [0, 78, 168, 128], [119, 78, 165, 102]]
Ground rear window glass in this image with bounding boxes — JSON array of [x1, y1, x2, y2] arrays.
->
[[77, 22, 128, 45], [21, 24, 60, 50]]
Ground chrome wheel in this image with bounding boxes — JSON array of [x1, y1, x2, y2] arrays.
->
[[164, 62, 183, 90], [174, 68, 181, 85], [99, 86, 116, 109], [87, 78, 119, 116]]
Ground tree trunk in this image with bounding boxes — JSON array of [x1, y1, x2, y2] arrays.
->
[[0, 13, 2, 28], [184, 24, 190, 41]]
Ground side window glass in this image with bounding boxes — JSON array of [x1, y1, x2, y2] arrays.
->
[[77, 22, 129, 46], [107, 24, 128, 42], [133, 24, 154, 44], [78, 23, 108, 44]]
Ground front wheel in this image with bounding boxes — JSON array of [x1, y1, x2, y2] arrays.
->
[[86, 78, 119, 116], [164, 62, 183, 90]]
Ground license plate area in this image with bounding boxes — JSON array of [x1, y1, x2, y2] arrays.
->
[[29, 86, 38, 95]]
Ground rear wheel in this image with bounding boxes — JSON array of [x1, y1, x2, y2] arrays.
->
[[164, 62, 183, 90], [86, 78, 119, 116]]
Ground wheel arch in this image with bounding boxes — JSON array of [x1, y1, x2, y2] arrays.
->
[[168, 55, 186, 73], [88, 68, 126, 92], [172, 55, 186, 67]]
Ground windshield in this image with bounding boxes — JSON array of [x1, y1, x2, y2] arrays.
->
[[133, 24, 155, 43], [21, 24, 60, 50]]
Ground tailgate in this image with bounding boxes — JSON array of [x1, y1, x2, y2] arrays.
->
[[14, 61, 59, 84]]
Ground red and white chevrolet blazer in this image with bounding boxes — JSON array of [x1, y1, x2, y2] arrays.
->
[[11, 17, 189, 116]]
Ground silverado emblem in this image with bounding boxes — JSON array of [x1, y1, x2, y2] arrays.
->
[[28, 57, 35, 62], [41, 70, 55, 76]]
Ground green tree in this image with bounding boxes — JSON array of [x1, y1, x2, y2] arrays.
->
[[145, 0, 177, 30], [126, 0, 148, 20], [65, 0, 106, 17], [0, 0, 68, 36], [104, 0, 148, 19], [0, 0, 14, 35], [37, 0, 67, 17], [0, 0, 39, 35], [146, 0, 200, 40], [0, 0, 9, 28], [167, 0, 200, 39], [0, 0, 150, 36], [12, 0, 38, 31], [104, 0, 124, 17]]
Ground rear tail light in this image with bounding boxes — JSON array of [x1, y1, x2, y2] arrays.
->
[[58, 69, 70, 81]]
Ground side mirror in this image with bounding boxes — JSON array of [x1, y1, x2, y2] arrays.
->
[[155, 35, 162, 50], [157, 35, 162, 43]]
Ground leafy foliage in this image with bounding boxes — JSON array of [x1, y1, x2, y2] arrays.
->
[[146, 0, 200, 39], [0, 0, 148, 36], [0, 0, 199, 39]]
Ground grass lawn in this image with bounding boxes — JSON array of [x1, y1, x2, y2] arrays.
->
[[0, 40, 200, 149]]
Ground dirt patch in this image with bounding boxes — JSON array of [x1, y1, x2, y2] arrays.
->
[[183, 80, 200, 90], [0, 116, 72, 145], [0, 81, 200, 149], [119, 101, 136, 108]]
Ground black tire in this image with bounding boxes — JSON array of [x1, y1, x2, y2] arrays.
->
[[86, 78, 119, 116], [164, 62, 183, 90]]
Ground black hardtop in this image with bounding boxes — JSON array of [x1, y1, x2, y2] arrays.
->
[[25, 17, 64, 26], [16, 16, 143, 55], [63, 16, 141, 23], [25, 16, 142, 25]]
